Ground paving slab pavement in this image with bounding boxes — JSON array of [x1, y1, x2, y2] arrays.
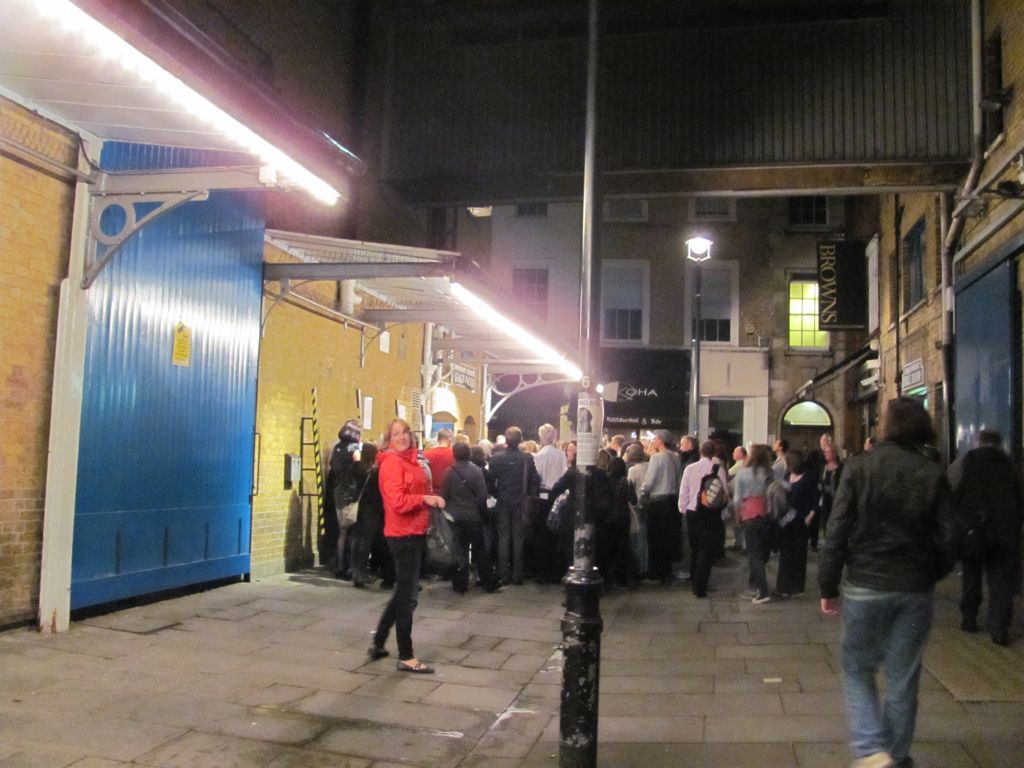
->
[[1, 552, 1022, 767]]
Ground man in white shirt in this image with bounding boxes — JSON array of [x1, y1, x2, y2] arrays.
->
[[678, 440, 731, 597], [640, 430, 683, 584], [531, 423, 568, 582]]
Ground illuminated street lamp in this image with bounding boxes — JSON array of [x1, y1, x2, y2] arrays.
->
[[686, 237, 713, 437]]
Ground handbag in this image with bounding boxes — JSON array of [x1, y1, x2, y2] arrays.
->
[[338, 474, 371, 531], [546, 492, 573, 533], [425, 506, 462, 575]]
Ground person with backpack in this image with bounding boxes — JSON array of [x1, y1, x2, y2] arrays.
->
[[678, 440, 731, 598], [947, 429, 1022, 646], [733, 444, 775, 604]]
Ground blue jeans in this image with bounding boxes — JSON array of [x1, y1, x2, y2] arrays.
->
[[374, 535, 424, 660], [841, 585, 934, 762]]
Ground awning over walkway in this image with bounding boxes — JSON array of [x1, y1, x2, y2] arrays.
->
[[0, 0, 359, 204], [796, 343, 877, 399], [264, 229, 582, 380]]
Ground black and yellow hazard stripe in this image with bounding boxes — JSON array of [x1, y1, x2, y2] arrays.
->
[[310, 386, 326, 540]]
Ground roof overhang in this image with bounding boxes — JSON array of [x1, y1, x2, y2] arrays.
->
[[0, 0, 359, 205], [386, 161, 970, 208], [264, 230, 582, 381]]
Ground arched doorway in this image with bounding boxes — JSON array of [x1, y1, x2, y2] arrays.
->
[[779, 400, 833, 453], [463, 415, 478, 442]]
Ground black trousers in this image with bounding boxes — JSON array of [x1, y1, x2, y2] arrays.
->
[[688, 507, 717, 596], [452, 514, 498, 591], [961, 549, 1018, 638], [776, 520, 809, 595], [646, 496, 678, 581], [374, 535, 424, 660], [530, 496, 562, 582]]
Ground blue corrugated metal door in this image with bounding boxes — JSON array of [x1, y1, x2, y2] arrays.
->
[[71, 144, 263, 609], [954, 259, 1018, 457]]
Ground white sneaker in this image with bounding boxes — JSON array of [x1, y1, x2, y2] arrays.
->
[[851, 752, 894, 768], [752, 594, 772, 605]]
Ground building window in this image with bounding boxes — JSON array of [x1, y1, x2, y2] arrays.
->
[[983, 32, 1005, 147], [511, 268, 548, 319], [601, 261, 648, 344], [690, 197, 736, 222], [696, 266, 733, 342], [788, 279, 829, 349], [603, 198, 649, 222], [903, 217, 926, 311], [788, 196, 828, 227], [515, 202, 548, 218]]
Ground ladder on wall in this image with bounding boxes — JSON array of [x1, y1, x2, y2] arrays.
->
[[299, 386, 327, 563]]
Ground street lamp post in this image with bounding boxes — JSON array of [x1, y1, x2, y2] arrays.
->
[[560, 1, 602, 766], [686, 237, 713, 437]]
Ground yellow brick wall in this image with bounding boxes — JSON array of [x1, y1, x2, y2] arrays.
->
[[0, 97, 76, 624], [252, 243, 483, 577], [876, 192, 946, 431]]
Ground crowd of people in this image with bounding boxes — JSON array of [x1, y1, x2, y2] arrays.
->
[[318, 402, 1020, 767], [321, 418, 892, 625]]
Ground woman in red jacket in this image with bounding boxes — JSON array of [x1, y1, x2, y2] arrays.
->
[[369, 418, 445, 673]]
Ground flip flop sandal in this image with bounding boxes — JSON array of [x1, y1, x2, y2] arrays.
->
[[396, 660, 434, 674]]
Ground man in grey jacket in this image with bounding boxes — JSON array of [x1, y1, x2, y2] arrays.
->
[[639, 430, 682, 584], [819, 398, 958, 768]]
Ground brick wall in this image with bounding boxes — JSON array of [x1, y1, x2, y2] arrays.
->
[[0, 97, 76, 624], [874, 190, 949, 452], [252, 243, 483, 577]]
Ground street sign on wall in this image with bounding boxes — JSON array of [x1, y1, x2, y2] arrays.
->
[[817, 240, 868, 329]]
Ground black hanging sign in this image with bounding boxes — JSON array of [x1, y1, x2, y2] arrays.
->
[[817, 240, 868, 329]]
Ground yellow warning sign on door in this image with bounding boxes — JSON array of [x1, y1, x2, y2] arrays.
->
[[172, 322, 192, 367]]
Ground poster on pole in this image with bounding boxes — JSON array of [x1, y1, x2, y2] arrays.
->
[[575, 391, 604, 467]]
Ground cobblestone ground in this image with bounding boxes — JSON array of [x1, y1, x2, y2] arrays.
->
[[1, 552, 1021, 767]]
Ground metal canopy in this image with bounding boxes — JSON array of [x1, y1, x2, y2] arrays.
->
[[263, 229, 579, 377], [0, 0, 357, 200]]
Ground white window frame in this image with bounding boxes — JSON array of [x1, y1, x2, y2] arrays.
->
[[684, 260, 739, 347], [600, 259, 650, 347], [603, 198, 650, 223], [509, 264, 550, 320], [688, 196, 736, 222]]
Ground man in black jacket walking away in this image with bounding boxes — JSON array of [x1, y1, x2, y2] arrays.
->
[[947, 429, 1023, 646], [488, 426, 540, 585], [819, 398, 958, 768]]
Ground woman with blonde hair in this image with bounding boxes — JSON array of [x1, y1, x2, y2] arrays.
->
[[369, 418, 446, 673], [733, 444, 775, 604]]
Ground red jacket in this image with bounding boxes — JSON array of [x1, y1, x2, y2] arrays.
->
[[377, 446, 431, 537], [423, 445, 454, 491]]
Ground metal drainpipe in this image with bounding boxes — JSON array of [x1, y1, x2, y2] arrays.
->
[[940, 0, 986, 459], [894, 195, 903, 396]]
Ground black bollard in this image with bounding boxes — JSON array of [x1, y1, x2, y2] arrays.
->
[[559, 465, 603, 766]]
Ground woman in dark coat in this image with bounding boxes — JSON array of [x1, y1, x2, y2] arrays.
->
[[810, 443, 843, 551], [775, 449, 818, 596], [441, 441, 500, 593], [349, 444, 393, 588]]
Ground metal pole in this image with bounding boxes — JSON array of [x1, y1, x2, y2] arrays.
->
[[693, 264, 702, 437], [560, 0, 603, 765]]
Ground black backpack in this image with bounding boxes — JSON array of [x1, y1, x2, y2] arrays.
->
[[698, 463, 729, 511]]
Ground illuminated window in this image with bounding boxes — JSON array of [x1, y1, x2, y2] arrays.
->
[[789, 280, 830, 349]]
